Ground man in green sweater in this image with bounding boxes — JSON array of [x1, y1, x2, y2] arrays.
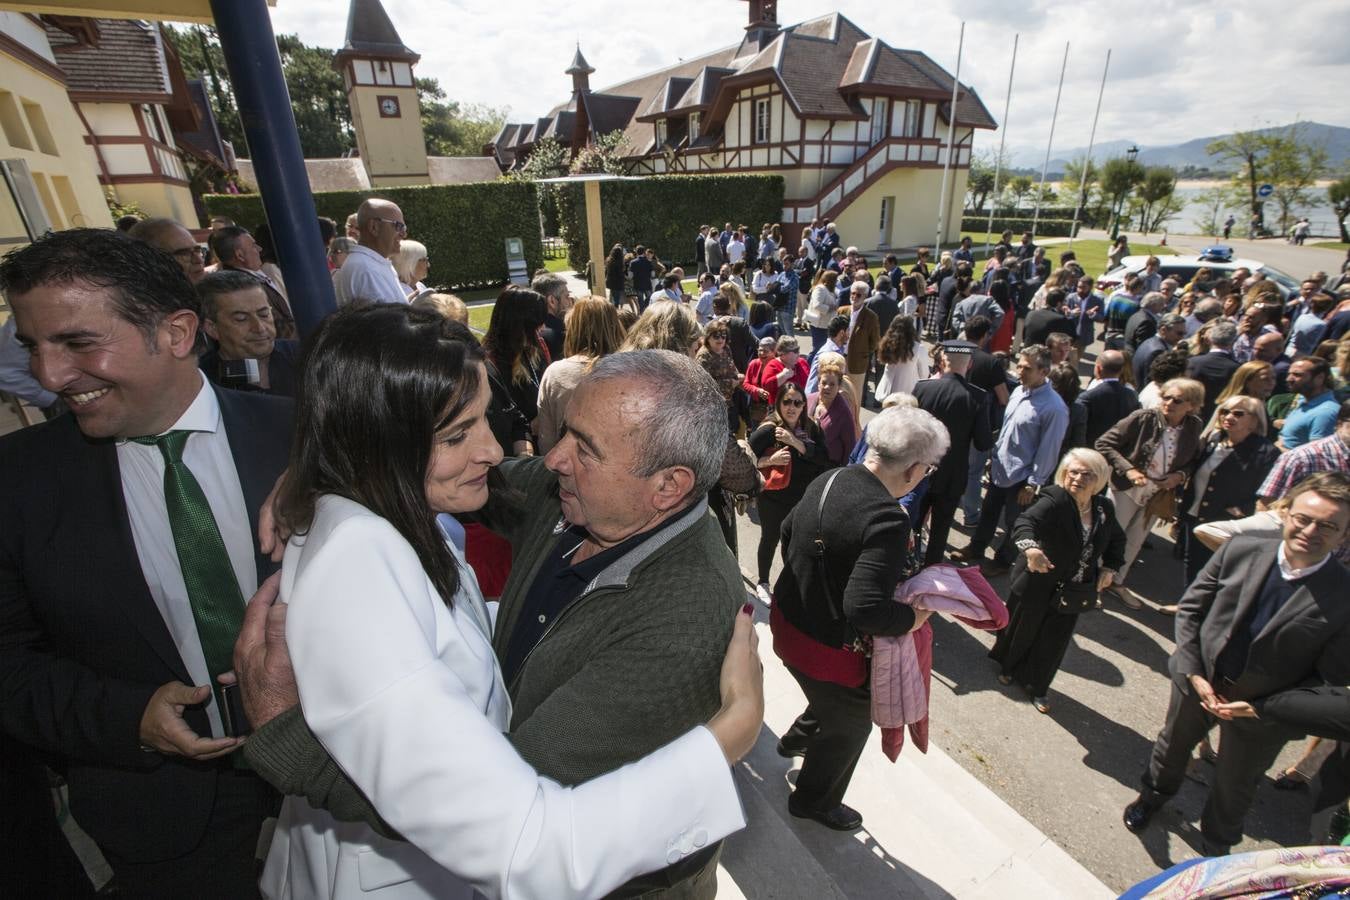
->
[[240, 350, 745, 898]]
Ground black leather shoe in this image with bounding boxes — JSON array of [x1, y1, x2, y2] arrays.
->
[[776, 739, 806, 759], [1122, 793, 1164, 834], [789, 799, 863, 831]]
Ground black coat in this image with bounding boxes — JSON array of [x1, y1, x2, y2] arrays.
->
[[1022, 308, 1076, 348], [1077, 379, 1141, 447], [913, 372, 993, 497], [1179, 432, 1281, 523], [1124, 309, 1157, 350], [772, 464, 917, 648], [0, 387, 291, 862], [1185, 351, 1240, 420], [748, 418, 832, 505], [200, 338, 300, 398], [1131, 335, 1169, 387], [1008, 486, 1127, 597]]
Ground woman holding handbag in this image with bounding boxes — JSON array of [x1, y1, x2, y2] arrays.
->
[[1093, 378, 1205, 610], [748, 382, 833, 605], [988, 449, 1126, 714]]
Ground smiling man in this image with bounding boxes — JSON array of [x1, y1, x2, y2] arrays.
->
[[0, 228, 292, 897]]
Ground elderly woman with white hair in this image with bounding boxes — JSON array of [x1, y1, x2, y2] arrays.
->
[[769, 406, 949, 832], [392, 239, 430, 299], [988, 448, 1126, 714]]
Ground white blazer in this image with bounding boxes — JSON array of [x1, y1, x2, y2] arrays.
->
[[261, 495, 745, 900]]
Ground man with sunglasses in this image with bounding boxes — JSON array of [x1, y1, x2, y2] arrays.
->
[[333, 198, 409, 307], [1124, 471, 1350, 856]]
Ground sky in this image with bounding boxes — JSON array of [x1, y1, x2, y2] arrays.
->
[[269, 0, 1350, 162]]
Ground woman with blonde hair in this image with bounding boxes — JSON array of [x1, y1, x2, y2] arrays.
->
[[814, 350, 860, 442], [808, 354, 857, 465], [619, 300, 703, 356], [533, 298, 625, 452], [1203, 360, 1276, 435], [410, 292, 468, 326], [803, 269, 840, 355], [1094, 377, 1206, 610], [989, 448, 1125, 713], [392, 239, 430, 299], [717, 281, 748, 319]]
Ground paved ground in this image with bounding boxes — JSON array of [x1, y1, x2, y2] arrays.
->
[[724, 238, 1344, 894]]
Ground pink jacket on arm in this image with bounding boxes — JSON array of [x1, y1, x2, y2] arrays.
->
[[871, 565, 1008, 760]]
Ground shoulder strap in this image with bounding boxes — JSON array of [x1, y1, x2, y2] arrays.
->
[[812, 468, 846, 623]]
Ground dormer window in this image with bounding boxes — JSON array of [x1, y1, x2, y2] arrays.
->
[[655, 119, 668, 147], [689, 112, 701, 141]]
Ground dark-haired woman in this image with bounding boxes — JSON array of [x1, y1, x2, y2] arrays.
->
[[603, 243, 627, 307], [482, 285, 548, 454], [875, 315, 928, 401], [748, 382, 832, 604], [262, 304, 761, 900]]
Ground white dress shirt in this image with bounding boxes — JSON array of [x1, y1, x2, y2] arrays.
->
[[116, 373, 257, 736], [1277, 542, 1332, 581], [334, 244, 408, 307]]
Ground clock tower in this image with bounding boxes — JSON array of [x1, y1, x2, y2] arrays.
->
[[333, 0, 429, 186]]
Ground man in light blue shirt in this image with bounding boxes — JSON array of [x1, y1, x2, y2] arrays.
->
[[952, 343, 1068, 574], [1279, 357, 1340, 450], [806, 315, 849, 392], [693, 272, 717, 324]]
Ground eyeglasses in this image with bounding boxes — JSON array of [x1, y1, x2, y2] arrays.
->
[[1219, 408, 1248, 419], [920, 463, 938, 478], [374, 218, 407, 234], [781, 398, 806, 407], [171, 246, 205, 260], [1287, 512, 1344, 536]]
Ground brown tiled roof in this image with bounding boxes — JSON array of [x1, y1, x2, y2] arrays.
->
[[542, 110, 576, 143], [337, 0, 418, 63], [638, 76, 694, 121], [47, 18, 172, 100], [669, 66, 735, 113]]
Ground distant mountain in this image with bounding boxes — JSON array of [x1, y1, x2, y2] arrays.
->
[[1007, 122, 1350, 175]]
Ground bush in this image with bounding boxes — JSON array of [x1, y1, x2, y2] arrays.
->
[[960, 216, 1081, 238], [204, 181, 543, 289], [556, 174, 784, 271]]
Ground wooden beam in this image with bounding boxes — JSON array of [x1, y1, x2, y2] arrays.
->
[[584, 180, 604, 295]]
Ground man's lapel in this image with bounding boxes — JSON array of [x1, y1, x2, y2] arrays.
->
[[1255, 558, 1342, 646], [215, 386, 289, 583]]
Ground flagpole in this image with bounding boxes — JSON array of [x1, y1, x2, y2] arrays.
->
[[1069, 49, 1110, 249], [984, 33, 1017, 256], [934, 21, 964, 255], [1030, 41, 1069, 240]]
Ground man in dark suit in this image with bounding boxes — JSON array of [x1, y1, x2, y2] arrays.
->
[[1186, 319, 1241, 421], [1022, 290, 1076, 348], [0, 229, 291, 898], [1123, 473, 1350, 855], [1078, 350, 1140, 446], [208, 224, 295, 339], [1131, 313, 1187, 387], [196, 270, 300, 398], [1124, 291, 1167, 351], [915, 341, 993, 565], [694, 226, 708, 277]]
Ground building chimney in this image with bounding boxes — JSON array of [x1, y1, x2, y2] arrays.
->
[[743, 0, 780, 50]]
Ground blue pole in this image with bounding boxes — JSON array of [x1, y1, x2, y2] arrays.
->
[[209, 0, 335, 337]]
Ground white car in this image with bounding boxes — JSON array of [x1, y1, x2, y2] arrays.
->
[[1096, 253, 1300, 300]]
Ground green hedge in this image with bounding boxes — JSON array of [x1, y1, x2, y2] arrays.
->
[[961, 216, 1081, 238], [967, 207, 1106, 228], [556, 174, 785, 270], [203, 181, 543, 289]]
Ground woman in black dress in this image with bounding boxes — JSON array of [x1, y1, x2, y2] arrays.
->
[[989, 448, 1126, 714], [748, 382, 832, 604]]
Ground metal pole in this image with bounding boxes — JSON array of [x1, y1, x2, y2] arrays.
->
[[209, 0, 336, 337], [1069, 49, 1110, 250], [934, 21, 964, 255], [1030, 41, 1069, 240], [984, 33, 1017, 257]]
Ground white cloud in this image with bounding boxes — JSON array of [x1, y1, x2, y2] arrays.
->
[[267, 0, 1350, 160]]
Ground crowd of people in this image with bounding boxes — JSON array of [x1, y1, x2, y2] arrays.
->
[[1, 199, 1349, 899]]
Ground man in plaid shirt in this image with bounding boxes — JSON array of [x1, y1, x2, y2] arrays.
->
[[1257, 400, 1350, 564]]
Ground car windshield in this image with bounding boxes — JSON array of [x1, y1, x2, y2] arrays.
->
[[1258, 266, 1299, 293]]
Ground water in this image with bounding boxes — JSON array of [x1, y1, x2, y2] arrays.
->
[[1165, 185, 1340, 238]]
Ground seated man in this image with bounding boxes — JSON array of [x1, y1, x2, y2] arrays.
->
[[197, 270, 299, 397]]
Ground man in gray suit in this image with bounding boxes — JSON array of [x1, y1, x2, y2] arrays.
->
[[1123, 472, 1350, 854]]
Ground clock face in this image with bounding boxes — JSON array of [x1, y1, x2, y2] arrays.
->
[[378, 96, 400, 118]]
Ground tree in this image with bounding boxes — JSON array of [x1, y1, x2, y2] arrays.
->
[[1264, 132, 1327, 235], [1328, 171, 1350, 244], [275, 35, 353, 158], [417, 77, 507, 158], [966, 148, 1007, 211], [1191, 186, 1233, 236], [1060, 156, 1098, 219], [163, 26, 243, 152], [570, 130, 630, 175], [1206, 124, 1327, 231], [512, 135, 568, 235], [1132, 166, 1180, 234], [1100, 155, 1145, 234], [1005, 175, 1033, 210]]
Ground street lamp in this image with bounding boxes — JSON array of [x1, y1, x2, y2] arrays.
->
[[1110, 145, 1141, 241]]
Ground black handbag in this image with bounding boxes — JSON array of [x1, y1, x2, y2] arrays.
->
[[1053, 580, 1102, 614]]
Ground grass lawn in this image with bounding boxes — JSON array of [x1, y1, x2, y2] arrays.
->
[[468, 303, 494, 331], [1312, 241, 1349, 251], [543, 256, 571, 273]]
